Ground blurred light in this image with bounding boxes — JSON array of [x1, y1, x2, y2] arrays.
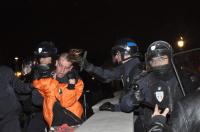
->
[[91, 76, 95, 80], [15, 71, 22, 78], [14, 57, 19, 61], [177, 36, 184, 48]]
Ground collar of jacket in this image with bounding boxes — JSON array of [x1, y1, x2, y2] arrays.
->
[[56, 75, 68, 83], [123, 58, 141, 75]]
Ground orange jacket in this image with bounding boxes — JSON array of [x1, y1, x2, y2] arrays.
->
[[33, 77, 84, 127]]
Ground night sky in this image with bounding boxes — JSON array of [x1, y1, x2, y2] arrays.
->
[[0, 0, 200, 66]]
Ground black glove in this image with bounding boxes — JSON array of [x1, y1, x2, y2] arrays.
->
[[99, 102, 116, 111], [79, 57, 90, 70], [66, 70, 78, 90], [67, 70, 76, 79], [78, 51, 94, 72]]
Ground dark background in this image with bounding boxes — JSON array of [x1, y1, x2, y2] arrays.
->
[[1, 0, 200, 120], [0, 0, 200, 66]]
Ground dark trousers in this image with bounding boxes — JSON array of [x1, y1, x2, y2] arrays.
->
[[27, 112, 46, 132], [134, 117, 146, 132], [52, 102, 82, 127], [0, 116, 21, 132]]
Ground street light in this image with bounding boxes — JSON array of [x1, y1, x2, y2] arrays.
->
[[177, 36, 185, 48]]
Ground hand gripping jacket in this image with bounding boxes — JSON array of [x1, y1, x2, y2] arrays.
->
[[33, 77, 84, 127]]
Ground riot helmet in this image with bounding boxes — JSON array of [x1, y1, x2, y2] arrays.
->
[[146, 40, 173, 77], [111, 38, 139, 63], [34, 41, 57, 59]]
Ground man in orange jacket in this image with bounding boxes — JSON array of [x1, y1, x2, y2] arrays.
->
[[32, 51, 84, 130]]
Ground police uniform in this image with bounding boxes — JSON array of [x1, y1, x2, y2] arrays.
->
[[83, 38, 144, 111], [119, 41, 184, 132]]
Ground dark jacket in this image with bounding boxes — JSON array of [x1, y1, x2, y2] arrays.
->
[[85, 58, 142, 87], [84, 58, 144, 111], [0, 65, 32, 120], [120, 71, 184, 131], [149, 90, 200, 132]]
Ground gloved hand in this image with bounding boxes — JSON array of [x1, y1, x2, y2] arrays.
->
[[99, 102, 116, 111], [66, 70, 77, 80], [79, 56, 90, 71], [66, 70, 77, 90]]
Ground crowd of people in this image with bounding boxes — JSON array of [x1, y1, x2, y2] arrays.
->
[[0, 38, 199, 132]]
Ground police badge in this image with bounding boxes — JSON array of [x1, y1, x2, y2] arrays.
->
[[155, 91, 164, 102]]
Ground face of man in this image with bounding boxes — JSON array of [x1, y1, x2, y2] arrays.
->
[[112, 51, 122, 64], [55, 57, 73, 78], [149, 55, 169, 68], [39, 57, 52, 65]]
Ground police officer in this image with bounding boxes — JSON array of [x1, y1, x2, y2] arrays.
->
[[81, 38, 144, 111], [0, 65, 33, 132], [27, 41, 58, 132], [21, 41, 57, 82], [120, 40, 184, 132], [31, 41, 58, 105], [145, 41, 184, 111]]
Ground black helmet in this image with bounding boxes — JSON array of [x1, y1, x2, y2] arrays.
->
[[146, 40, 173, 60], [111, 38, 139, 59], [146, 40, 173, 78], [34, 41, 57, 58]]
